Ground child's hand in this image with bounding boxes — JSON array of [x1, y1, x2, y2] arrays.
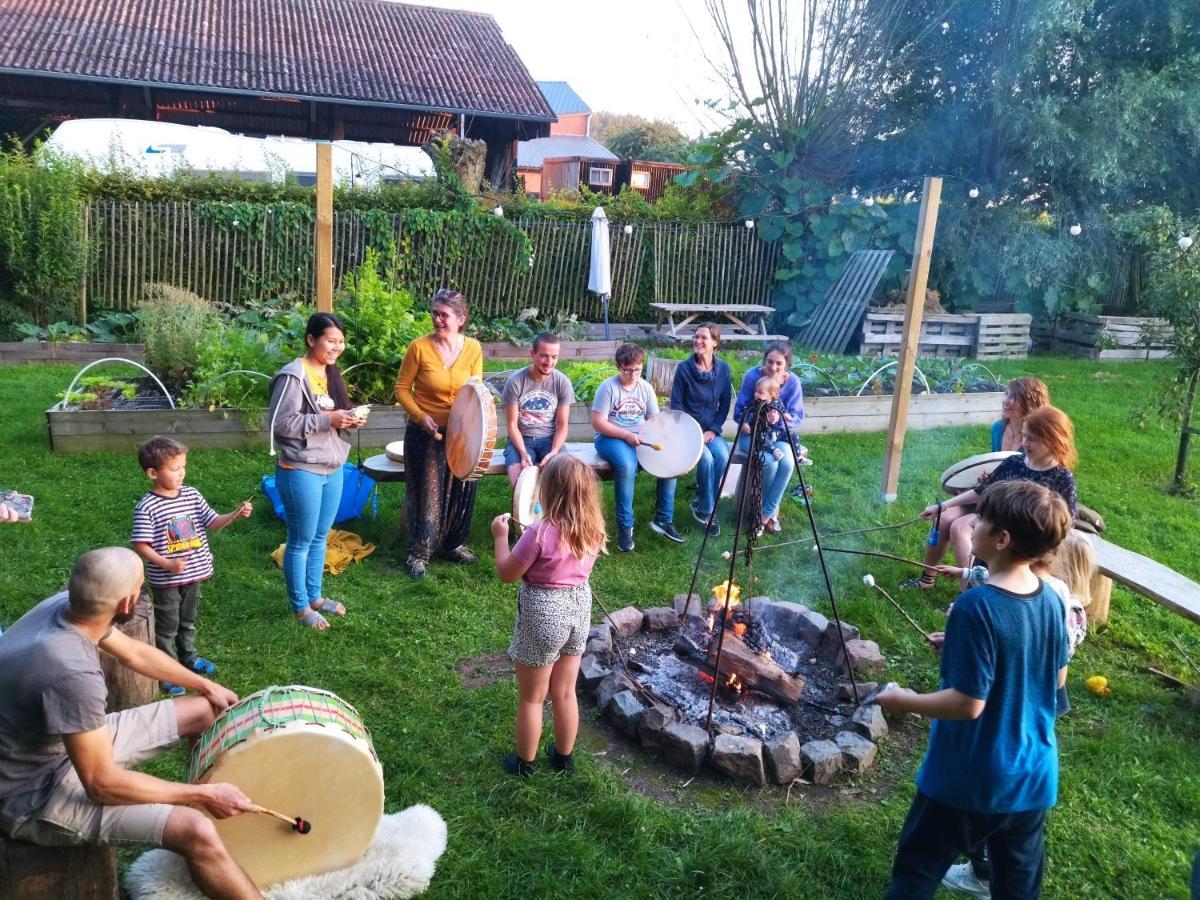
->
[[234, 500, 252, 519], [926, 631, 945, 654], [767, 409, 781, 424], [491, 513, 511, 538], [165, 557, 188, 575], [772, 448, 784, 460], [920, 503, 940, 519], [934, 565, 962, 579], [873, 682, 913, 712]]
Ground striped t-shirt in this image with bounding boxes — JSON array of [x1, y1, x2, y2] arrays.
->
[[131, 486, 218, 587]]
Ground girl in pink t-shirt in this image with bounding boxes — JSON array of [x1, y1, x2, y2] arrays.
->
[[491, 454, 607, 777]]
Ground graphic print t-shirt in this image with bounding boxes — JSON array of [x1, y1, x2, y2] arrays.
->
[[501, 367, 574, 440], [131, 486, 218, 587], [591, 376, 659, 435]]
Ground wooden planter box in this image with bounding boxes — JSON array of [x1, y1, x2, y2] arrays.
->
[[0, 341, 144, 365], [1051, 313, 1173, 360], [48, 392, 1004, 453], [480, 340, 620, 361], [860, 312, 1030, 360]]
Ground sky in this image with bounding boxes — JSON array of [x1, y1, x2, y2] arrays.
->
[[400, 0, 738, 136]]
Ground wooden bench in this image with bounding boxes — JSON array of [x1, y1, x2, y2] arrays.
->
[[1084, 533, 1200, 625], [0, 833, 117, 899], [363, 441, 613, 483], [650, 303, 784, 343]]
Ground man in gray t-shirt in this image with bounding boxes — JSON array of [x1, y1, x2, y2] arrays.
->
[[0, 547, 261, 897], [501, 332, 575, 486]]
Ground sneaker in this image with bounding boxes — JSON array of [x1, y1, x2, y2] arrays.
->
[[160, 681, 185, 698], [617, 526, 635, 552], [187, 657, 217, 676], [407, 556, 428, 579], [546, 743, 574, 774], [501, 753, 535, 779], [941, 862, 991, 898], [900, 574, 937, 591], [650, 519, 685, 543], [690, 501, 720, 537], [442, 545, 477, 565]]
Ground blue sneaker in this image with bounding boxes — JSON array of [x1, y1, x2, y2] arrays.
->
[[188, 657, 217, 675], [160, 681, 185, 697]]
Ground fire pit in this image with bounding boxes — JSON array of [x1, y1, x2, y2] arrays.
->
[[577, 589, 891, 786]]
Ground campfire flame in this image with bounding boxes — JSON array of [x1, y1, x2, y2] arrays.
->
[[712, 580, 741, 609], [725, 673, 743, 694]]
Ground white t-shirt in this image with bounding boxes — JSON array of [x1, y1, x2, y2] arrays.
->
[[591, 376, 658, 435]]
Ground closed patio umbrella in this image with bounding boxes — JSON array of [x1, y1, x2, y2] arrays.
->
[[588, 206, 612, 339]]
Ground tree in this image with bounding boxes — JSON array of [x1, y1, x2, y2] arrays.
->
[[591, 113, 691, 162]]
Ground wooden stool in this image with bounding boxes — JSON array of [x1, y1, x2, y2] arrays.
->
[[99, 592, 157, 712], [0, 832, 117, 899]]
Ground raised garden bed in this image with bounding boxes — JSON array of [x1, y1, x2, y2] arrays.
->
[[0, 341, 144, 365], [1051, 313, 1173, 360], [860, 312, 1031, 360], [47, 392, 1003, 453], [479, 339, 620, 362]]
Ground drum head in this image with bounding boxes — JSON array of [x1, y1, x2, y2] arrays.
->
[[513, 465, 543, 527], [636, 410, 704, 479], [384, 440, 405, 463], [199, 727, 383, 887], [446, 381, 495, 480], [940, 451, 1018, 493]]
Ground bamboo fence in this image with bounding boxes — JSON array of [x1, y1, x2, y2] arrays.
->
[[82, 202, 778, 320]]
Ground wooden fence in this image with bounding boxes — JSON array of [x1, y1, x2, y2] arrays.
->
[[81, 203, 779, 321]]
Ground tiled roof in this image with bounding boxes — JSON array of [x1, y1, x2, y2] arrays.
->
[[517, 135, 617, 168], [0, 0, 555, 122], [536, 81, 590, 116]]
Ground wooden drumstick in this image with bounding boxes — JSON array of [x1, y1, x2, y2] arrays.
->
[[252, 804, 312, 834], [433, 430, 443, 442], [643, 442, 663, 451]]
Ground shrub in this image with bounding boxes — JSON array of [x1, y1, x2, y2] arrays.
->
[[140, 284, 222, 387]]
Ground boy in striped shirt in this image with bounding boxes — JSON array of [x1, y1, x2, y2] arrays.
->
[[131, 437, 251, 697]]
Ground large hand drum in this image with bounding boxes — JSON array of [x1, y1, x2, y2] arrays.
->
[[384, 440, 405, 463], [446, 377, 497, 481], [187, 686, 384, 887], [513, 464, 543, 528], [940, 451, 1018, 494], [636, 410, 703, 479]]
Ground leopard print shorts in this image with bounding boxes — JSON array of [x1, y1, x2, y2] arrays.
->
[[508, 581, 593, 667]]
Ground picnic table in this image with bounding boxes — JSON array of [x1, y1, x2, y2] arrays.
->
[[651, 303, 785, 343]]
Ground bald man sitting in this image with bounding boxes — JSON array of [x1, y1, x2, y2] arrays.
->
[[0, 547, 261, 899]]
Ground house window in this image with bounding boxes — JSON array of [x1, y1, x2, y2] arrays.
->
[[587, 167, 613, 187], [630, 171, 650, 189]]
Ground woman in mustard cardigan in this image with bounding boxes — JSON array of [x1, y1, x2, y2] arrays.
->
[[394, 288, 484, 579]]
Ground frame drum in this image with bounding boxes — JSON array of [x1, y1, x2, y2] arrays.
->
[[446, 378, 497, 481], [187, 685, 384, 887], [384, 440, 405, 463], [940, 451, 1018, 493], [636, 410, 704, 479], [512, 464, 543, 527]]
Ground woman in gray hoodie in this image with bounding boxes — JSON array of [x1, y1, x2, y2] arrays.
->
[[267, 312, 364, 629]]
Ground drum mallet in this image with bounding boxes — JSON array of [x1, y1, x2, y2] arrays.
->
[[252, 805, 312, 834]]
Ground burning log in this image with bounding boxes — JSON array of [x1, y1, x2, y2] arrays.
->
[[673, 634, 806, 705]]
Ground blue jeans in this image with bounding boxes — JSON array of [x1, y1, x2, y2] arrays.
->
[[503, 435, 553, 467], [693, 436, 731, 516], [275, 465, 343, 614], [736, 434, 794, 520], [594, 434, 676, 529]]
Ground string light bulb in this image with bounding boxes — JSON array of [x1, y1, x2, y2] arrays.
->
[[1179, 235, 1194, 251], [623, 224, 633, 235], [744, 219, 755, 229], [1069, 223, 1082, 236], [493, 205, 504, 217], [968, 187, 980, 199]]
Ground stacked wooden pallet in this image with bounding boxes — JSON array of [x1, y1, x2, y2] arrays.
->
[[1052, 313, 1173, 360], [861, 312, 1031, 359], [975, 314, 1033, 360]]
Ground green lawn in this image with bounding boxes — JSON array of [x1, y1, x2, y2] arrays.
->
[[1, 356, 1198, 898]]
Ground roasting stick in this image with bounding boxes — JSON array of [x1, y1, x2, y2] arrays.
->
[[252, 805, 312, 834], [862, 575, 937, 649], [822, 546, 932, 571]]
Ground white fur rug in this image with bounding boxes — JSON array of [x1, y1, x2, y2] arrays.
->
[[126, 804, 446, 900]]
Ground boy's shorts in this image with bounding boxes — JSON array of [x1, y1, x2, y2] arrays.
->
[[3, 701, 179, 847], [503, 435, 554, 467], [508, 582, 592, 667]]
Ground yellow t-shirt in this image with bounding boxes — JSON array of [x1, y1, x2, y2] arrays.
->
[[302, 360, 334, 410], [394, 335, 483, 428]]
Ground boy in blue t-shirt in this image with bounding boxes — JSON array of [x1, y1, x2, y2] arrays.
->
[[876, 480, 1073, 899]]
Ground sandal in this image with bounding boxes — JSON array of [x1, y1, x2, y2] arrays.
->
[[296, 608, 329, 630], [900, 574, 937, 591], [310, 598, 346, 617], [442, 545, 477, 565], [407, 556, 428, 579], [765, 516, 782, 535]]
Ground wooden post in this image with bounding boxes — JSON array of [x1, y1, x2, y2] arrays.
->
[[77, 203, 89, 326], [880, 176, 942, 502], [315, 142, 333, 313]]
